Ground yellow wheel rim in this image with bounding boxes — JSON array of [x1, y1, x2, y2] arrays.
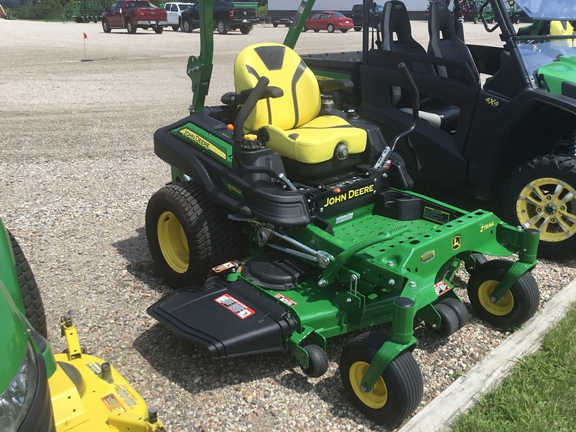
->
[[478, 280, 514, 316], [349, 361, 388, 409], [516, 177, 576, 243], [157, 211, 189, 273]]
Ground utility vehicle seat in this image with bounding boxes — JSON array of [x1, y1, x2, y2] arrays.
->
[[233, 43, 367, 165], [380, 0, 435, 76], [380, 1, 459, 131], [427, 1, 480, 85]]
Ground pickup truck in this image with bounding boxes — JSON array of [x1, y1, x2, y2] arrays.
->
[[180, 0, 258, 34], [350, 3, 383, 31], [102, 0, 168, 34], [164, 1, 195, 31]]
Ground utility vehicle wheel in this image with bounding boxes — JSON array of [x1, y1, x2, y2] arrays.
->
[[240, 26, 250, 34], [182, 19, 192, 33], [273, 23, 278, 27], [502, 155, 576, 259], [439, 298, 470, 329], [467, 260, 540, 328], [126, 19, 136, 34], [340, 332, 423, 425], [327, 23, 335, 33], [172, 25, 179, 31], [9, 231, 47, 338], [146, 181, 246, 288], [102, 19, 111, 33], [300, 344, 329, 378], [216, 20, 227, 34], [154, 25, 164, 34], [433, 303, 459, 337], [354, 26, 361, 31]]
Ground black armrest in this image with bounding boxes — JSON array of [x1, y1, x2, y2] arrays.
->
[[221, 86, 284, 106], [318, 78, 354, 94]]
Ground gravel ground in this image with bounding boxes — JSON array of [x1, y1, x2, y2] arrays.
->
[[1, 19, 576, 432]]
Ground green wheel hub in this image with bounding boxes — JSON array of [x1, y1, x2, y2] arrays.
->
[[349, 361, 388, 409], [157, 211, 189, 273], [516, 177, 576, 243]]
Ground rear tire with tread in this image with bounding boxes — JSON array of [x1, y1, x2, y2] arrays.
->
[[146, 181, 246, 288], [9, 231, 47, 338]]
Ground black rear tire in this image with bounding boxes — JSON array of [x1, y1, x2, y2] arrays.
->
[[340, 332, 423, 425], [9, 231, 47, 338], [146, 181, 246, 288]]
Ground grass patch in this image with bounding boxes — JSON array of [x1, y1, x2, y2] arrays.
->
[[450, 302, 576, 432]]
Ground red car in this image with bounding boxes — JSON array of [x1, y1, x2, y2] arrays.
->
[[303, 11, 354, 33]]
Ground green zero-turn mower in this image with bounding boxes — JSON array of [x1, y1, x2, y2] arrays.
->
[[145, 0, 541, 425], [0, 218, 165, 432]]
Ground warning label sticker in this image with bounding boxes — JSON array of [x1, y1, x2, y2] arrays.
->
[[101, 394, 126, 413], [274, 293, 297, 307], [434, 280, 452, 296], [214, 294, 255, 319]]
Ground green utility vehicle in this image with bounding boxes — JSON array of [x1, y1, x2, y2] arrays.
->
[[145, 0, 541, 425], [0, 219, 165, 432], [296, 0, 576, 259]]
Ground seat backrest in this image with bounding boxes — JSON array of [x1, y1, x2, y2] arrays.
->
[[234, 43, 321, 132], [427, 2, 480, 84], [380, 1, 435, 75]]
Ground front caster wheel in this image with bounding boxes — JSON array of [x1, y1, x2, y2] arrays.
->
[[146, 181, 246, 288], [467, 260, 540, 328], [300, 344, 328, 378], [340, 332, 423, 425]]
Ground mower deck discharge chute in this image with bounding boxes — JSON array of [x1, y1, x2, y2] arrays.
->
[[145, 1, 541, 425]]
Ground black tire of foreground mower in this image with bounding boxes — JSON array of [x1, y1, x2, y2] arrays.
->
[[146, 181, 246, 289], [439, 297, 470, 330], [467, 260, 540, 328], [464, 252, 487, 274], [9, 230, 47, 338], [340, 332, 423, 426], [433, 303, 459, 338], [501, 155, 576, 259], [300, 344, 329, 378]]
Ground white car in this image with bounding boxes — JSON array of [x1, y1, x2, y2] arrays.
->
[[164, 2, 195, 31]]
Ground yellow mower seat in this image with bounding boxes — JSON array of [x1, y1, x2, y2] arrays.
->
[[234, 42, 367, 164]]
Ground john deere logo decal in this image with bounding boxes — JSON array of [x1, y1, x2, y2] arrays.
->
[[452, 236, 461, 250]]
